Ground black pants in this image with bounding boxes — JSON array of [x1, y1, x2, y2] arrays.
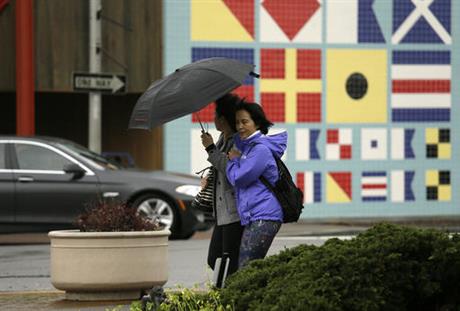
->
[[207, 221, 244, 276]]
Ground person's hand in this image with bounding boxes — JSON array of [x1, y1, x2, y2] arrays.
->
[[201, 132, 214, 148], [200, 176, 208, 189], [227, 149, 241, 160]]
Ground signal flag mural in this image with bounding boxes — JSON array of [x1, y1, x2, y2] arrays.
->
[[164, 0, 460, 221]]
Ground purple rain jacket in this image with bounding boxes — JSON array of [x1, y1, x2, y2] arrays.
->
[[226, 130, 287, 226]]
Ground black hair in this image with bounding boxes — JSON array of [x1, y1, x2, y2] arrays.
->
[[215, 93, 240, 132], [235, 101, 273, 134]]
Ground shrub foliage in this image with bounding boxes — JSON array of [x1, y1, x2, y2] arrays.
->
[[220, 223, 460, 311], [126, 287, 234, 311]]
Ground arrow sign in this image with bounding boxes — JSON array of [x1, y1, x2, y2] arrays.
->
[[73, 72, 126, 94]]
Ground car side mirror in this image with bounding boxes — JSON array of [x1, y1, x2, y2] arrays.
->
[[63, 163, 86, 180]]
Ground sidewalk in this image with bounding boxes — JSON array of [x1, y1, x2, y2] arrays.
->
[[2, 217, 459, 245], [0, 291, 131, 311], [1, 218, 459, 310], [278, 217, 460, 236]]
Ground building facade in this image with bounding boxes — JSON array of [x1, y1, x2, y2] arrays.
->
[[0, 0, 163, 169], [164, 0, 459, 220]]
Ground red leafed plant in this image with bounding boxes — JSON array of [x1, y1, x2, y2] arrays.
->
[[75, 199, 162, 232]]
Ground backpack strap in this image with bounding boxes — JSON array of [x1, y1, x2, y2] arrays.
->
[[247, 142, 277, 189], [259, 174, 276, 193], [244, 141, 278, 192], [259, 156, 279, 194]]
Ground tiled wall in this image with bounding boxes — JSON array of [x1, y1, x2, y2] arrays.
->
[[164, 0, 458, 219]]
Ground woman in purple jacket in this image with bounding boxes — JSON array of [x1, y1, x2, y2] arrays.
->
[[226, 101, 287, 268]]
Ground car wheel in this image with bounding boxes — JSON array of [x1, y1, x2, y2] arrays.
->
[[132, 194, 193, 239]]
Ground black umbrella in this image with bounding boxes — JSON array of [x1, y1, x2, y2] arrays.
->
[[129, 57, 258, 130]]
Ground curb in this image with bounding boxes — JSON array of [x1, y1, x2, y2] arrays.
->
[[0, 290, 64, 296]]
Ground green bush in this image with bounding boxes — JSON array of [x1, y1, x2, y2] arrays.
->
[[157, 287, 232, 311], [127, 287, 234, 311], [220, 223, 460, 311]]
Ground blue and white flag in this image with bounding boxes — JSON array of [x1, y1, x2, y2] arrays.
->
[[327, 0, 385, 43], [391, 128, 415, 159], [392, 0, 451, 44], [295, 129, 320, 160], [392, 51, 451, 122], [297, 171, 321, 204], [361, 128, 387, 160], [391, 171, 415, 202], [361, 171, 387, 202]]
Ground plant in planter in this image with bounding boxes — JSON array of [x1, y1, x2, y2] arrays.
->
[[48, 199, 170, 301], [74, 200, 161, 232]]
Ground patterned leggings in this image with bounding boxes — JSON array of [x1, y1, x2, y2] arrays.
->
[[238, 220, 282, 268]]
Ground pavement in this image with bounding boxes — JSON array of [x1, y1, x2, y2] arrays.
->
[[1, 218, 459, 310]]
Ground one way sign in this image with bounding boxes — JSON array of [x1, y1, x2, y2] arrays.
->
[[73, 72, 126, 94]]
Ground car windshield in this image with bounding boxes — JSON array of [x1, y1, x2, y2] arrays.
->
[[54, 141, 120, 170]]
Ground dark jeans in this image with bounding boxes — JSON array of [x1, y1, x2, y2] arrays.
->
[[207, 221, 244, 276], [238, 220, 281, 268]]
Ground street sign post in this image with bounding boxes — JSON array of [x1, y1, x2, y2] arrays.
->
[[73, 72, 126, 94]]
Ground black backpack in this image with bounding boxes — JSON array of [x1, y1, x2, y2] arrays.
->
[[259, 156, 304, 223]]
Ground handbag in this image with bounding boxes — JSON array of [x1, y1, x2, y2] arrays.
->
[[191, 166, 215, 213]]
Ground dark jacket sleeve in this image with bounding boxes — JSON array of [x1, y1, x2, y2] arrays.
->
[[206, 138, 232, 175]]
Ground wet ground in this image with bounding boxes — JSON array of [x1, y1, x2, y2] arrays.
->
[[0, 291, 131, 311], [1, 219, 459, 310]]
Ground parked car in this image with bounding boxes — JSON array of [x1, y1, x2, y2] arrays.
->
[[0, 136, 213, 239]]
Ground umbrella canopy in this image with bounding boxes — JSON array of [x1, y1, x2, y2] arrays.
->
[[129, 57, 256, 129]]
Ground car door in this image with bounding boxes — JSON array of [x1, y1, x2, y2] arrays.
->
[[12, 140, 101, 224], [0, 142, 14, 222]]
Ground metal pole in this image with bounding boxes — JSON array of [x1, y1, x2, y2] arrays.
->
[[15, 0, 35, 136], [88, 0, 102, 153]]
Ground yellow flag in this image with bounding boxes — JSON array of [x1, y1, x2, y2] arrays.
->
[[326, 49, 387, 123], [191, 0, 253, 42]]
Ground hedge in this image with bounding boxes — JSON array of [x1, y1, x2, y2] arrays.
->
[[220, 223, 460, 311]]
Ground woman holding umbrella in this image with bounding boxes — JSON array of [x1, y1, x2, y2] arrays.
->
[[200, 93, 244, 278], [226, 101, 286, 268]]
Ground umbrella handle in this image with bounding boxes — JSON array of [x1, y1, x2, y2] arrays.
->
[[249, 71, 260, 78], [196, 113, 207, 133]]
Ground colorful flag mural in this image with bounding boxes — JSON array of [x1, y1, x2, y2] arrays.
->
[[391, 51, 451, 122], [391, 171, 415, 202], [260, 0, 322, 43], [297, 171, 321, 204], [295, 129, 320, 160], [165, 0, 459, 220], [391, 128, 415, 160], [191, 0, 254, 42], [426, 128, 451, 159], [325, 128, 352, 160], [426, 170, 451, 201], [326, 49, 387, 123], [326, 172, 352, 203], [392, 0, 451, 44], [260, 48, 321, 123], [361, 171, 387, 202], [361, 128, 387, 160], [327, 0, 385, 43]]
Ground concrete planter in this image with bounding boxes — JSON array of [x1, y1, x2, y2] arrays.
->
[[48, 229, 170, 301]]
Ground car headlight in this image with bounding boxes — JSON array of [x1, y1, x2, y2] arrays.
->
[[175, 185, 201, 197]]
